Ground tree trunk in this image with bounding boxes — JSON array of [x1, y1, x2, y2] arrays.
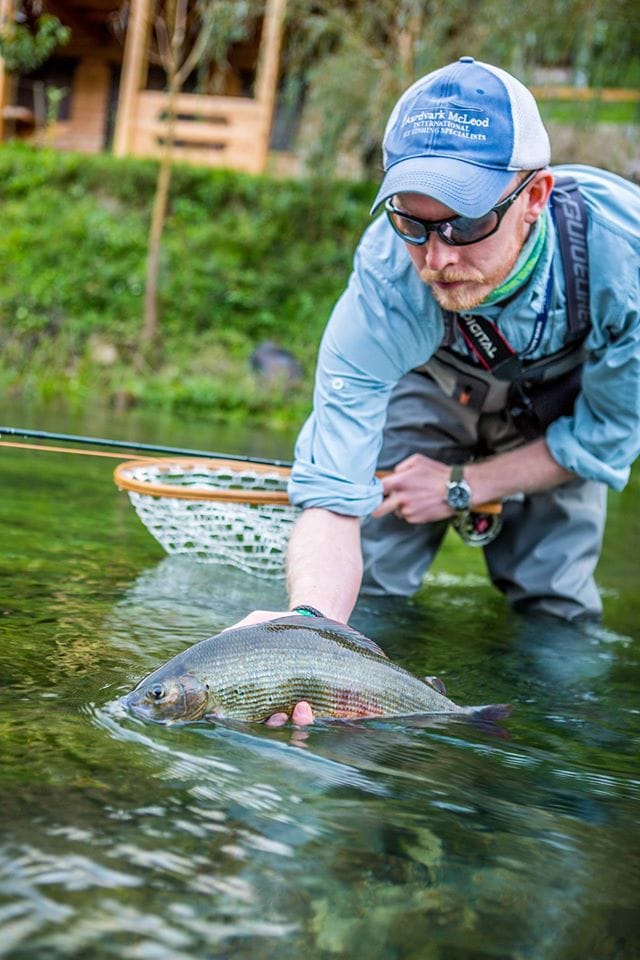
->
[[140, 149, 171, 353], [137, 74, 179, 363]]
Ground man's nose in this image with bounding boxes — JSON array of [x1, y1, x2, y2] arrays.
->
[[421, 232, 460, 272]]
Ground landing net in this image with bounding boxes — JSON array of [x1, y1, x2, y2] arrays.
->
[[114, 458, 298, 578]]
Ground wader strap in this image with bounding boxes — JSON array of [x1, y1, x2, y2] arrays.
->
[[550, 176, 591, 343]]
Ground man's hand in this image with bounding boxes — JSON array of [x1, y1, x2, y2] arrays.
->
[[223, 507, 366, 728], [373, 453, 453, 523], [372, 440, 575, 525]]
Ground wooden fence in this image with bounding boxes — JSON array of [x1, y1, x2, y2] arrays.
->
[[131, 91, 271, 173], [531, 86, 640, 103]]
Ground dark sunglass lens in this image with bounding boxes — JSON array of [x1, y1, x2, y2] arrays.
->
[[389, 211, 426, 242], [446, 211, 499, 245]]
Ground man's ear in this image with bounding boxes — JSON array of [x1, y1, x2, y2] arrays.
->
[[523, 170, 554, 224]]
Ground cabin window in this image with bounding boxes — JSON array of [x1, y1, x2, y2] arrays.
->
[[16, 56, 78, 125]]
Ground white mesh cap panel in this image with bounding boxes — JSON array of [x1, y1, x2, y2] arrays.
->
[[478, 61, 551, 170]]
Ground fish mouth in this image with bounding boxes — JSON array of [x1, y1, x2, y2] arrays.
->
[[121, 695, 168, 723]]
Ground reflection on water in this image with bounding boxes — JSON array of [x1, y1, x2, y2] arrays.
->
[[1, 407, 639, 959], [105, 556, 288, 662]]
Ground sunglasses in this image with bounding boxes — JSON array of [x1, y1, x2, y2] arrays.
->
[[384, 170, 540, 247]]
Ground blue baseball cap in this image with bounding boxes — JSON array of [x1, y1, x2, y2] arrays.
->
[[371, 56, 550, 218]]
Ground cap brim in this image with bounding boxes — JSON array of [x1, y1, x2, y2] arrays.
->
[[370, 157, 517, 218]]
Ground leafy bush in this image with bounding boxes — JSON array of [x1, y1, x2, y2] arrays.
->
[[0, 143, 373, 423]]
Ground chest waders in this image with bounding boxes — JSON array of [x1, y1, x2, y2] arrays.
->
[[417, 177, 590, 544]]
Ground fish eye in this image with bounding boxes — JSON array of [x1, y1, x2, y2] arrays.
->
[[146, 683, 166, 702]]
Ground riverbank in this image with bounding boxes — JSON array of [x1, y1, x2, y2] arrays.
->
[[0, 143, 373, 427], [2, 135, 638, 427]]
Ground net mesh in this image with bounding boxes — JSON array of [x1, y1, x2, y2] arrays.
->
[[114, 458, 299, 578]]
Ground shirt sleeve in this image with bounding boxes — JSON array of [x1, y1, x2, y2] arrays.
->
[[546, 226, 640, 491], [288, 222, 443, 514]]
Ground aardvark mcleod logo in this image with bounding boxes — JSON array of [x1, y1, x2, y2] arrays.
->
[[401, 103, 491, 143]]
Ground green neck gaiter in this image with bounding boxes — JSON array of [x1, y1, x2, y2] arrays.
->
[[480, 208, 549, 306]]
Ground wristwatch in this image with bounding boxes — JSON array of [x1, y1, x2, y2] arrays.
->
[[446, 465, 472, 512]]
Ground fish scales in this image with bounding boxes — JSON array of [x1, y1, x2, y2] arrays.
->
[[123, 616, 507, 723], [162, 622, 456, 718]]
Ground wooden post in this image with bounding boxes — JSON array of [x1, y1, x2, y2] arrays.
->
[[113, 0, 154, 156], [254, 0, 286, 160], [0, 0, 15, 141]]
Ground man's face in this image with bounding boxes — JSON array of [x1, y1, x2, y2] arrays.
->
[[397, 174, 544, 312]]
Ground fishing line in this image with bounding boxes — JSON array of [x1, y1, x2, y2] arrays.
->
[[0, 426, 293, 467], [0, 440, 160, 461]]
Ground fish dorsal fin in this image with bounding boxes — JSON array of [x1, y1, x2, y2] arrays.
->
[[272, 615, 389, 658], [423, 675, 447, 695]]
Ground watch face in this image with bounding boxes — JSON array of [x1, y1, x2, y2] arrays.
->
[[447, 480, 472, 511]]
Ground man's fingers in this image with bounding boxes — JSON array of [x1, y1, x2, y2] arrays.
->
[[291, 701, 314, 725], [372, 494, 400, 518], [372, 500, 393, 518], [391, 456, 415, 474], [264, 711, 288, 727], [380, 474, 395, 495]]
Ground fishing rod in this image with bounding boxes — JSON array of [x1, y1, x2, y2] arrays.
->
[[0, 426, 293, 468]]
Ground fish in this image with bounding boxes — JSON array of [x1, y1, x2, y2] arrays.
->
[[122, 615, 510, 724]]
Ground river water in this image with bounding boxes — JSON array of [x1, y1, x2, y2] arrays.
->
[[1, 403, 638, 959]]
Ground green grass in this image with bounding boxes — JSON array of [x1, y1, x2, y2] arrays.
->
[[540, 99, 640, 124]]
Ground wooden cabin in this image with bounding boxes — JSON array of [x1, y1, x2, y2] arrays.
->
[[0, 0, 286, 173]]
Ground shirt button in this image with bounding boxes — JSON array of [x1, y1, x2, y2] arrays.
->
[[331, 377, 345, 390]]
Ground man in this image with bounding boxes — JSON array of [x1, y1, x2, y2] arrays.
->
[[238, 56, 640, 723]]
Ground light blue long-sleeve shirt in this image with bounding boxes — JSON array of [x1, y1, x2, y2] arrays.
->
[[289, 165, 640, 515]]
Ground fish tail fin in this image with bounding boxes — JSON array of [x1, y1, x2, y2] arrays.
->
[[463, 703, 512, 738]]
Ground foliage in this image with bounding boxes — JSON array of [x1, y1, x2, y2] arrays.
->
[[148, 0, 264, 92], [138, 0, 266, 354], [0, 1, 70, 72], [283, 0, 640, 176], [0, 143, 372, 423]]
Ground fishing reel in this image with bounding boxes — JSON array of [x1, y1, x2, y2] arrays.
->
[[452, 506, 503, 547]]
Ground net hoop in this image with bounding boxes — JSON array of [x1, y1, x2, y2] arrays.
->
[[114, 457, 298, 578], [114, 457, 291, 504]]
